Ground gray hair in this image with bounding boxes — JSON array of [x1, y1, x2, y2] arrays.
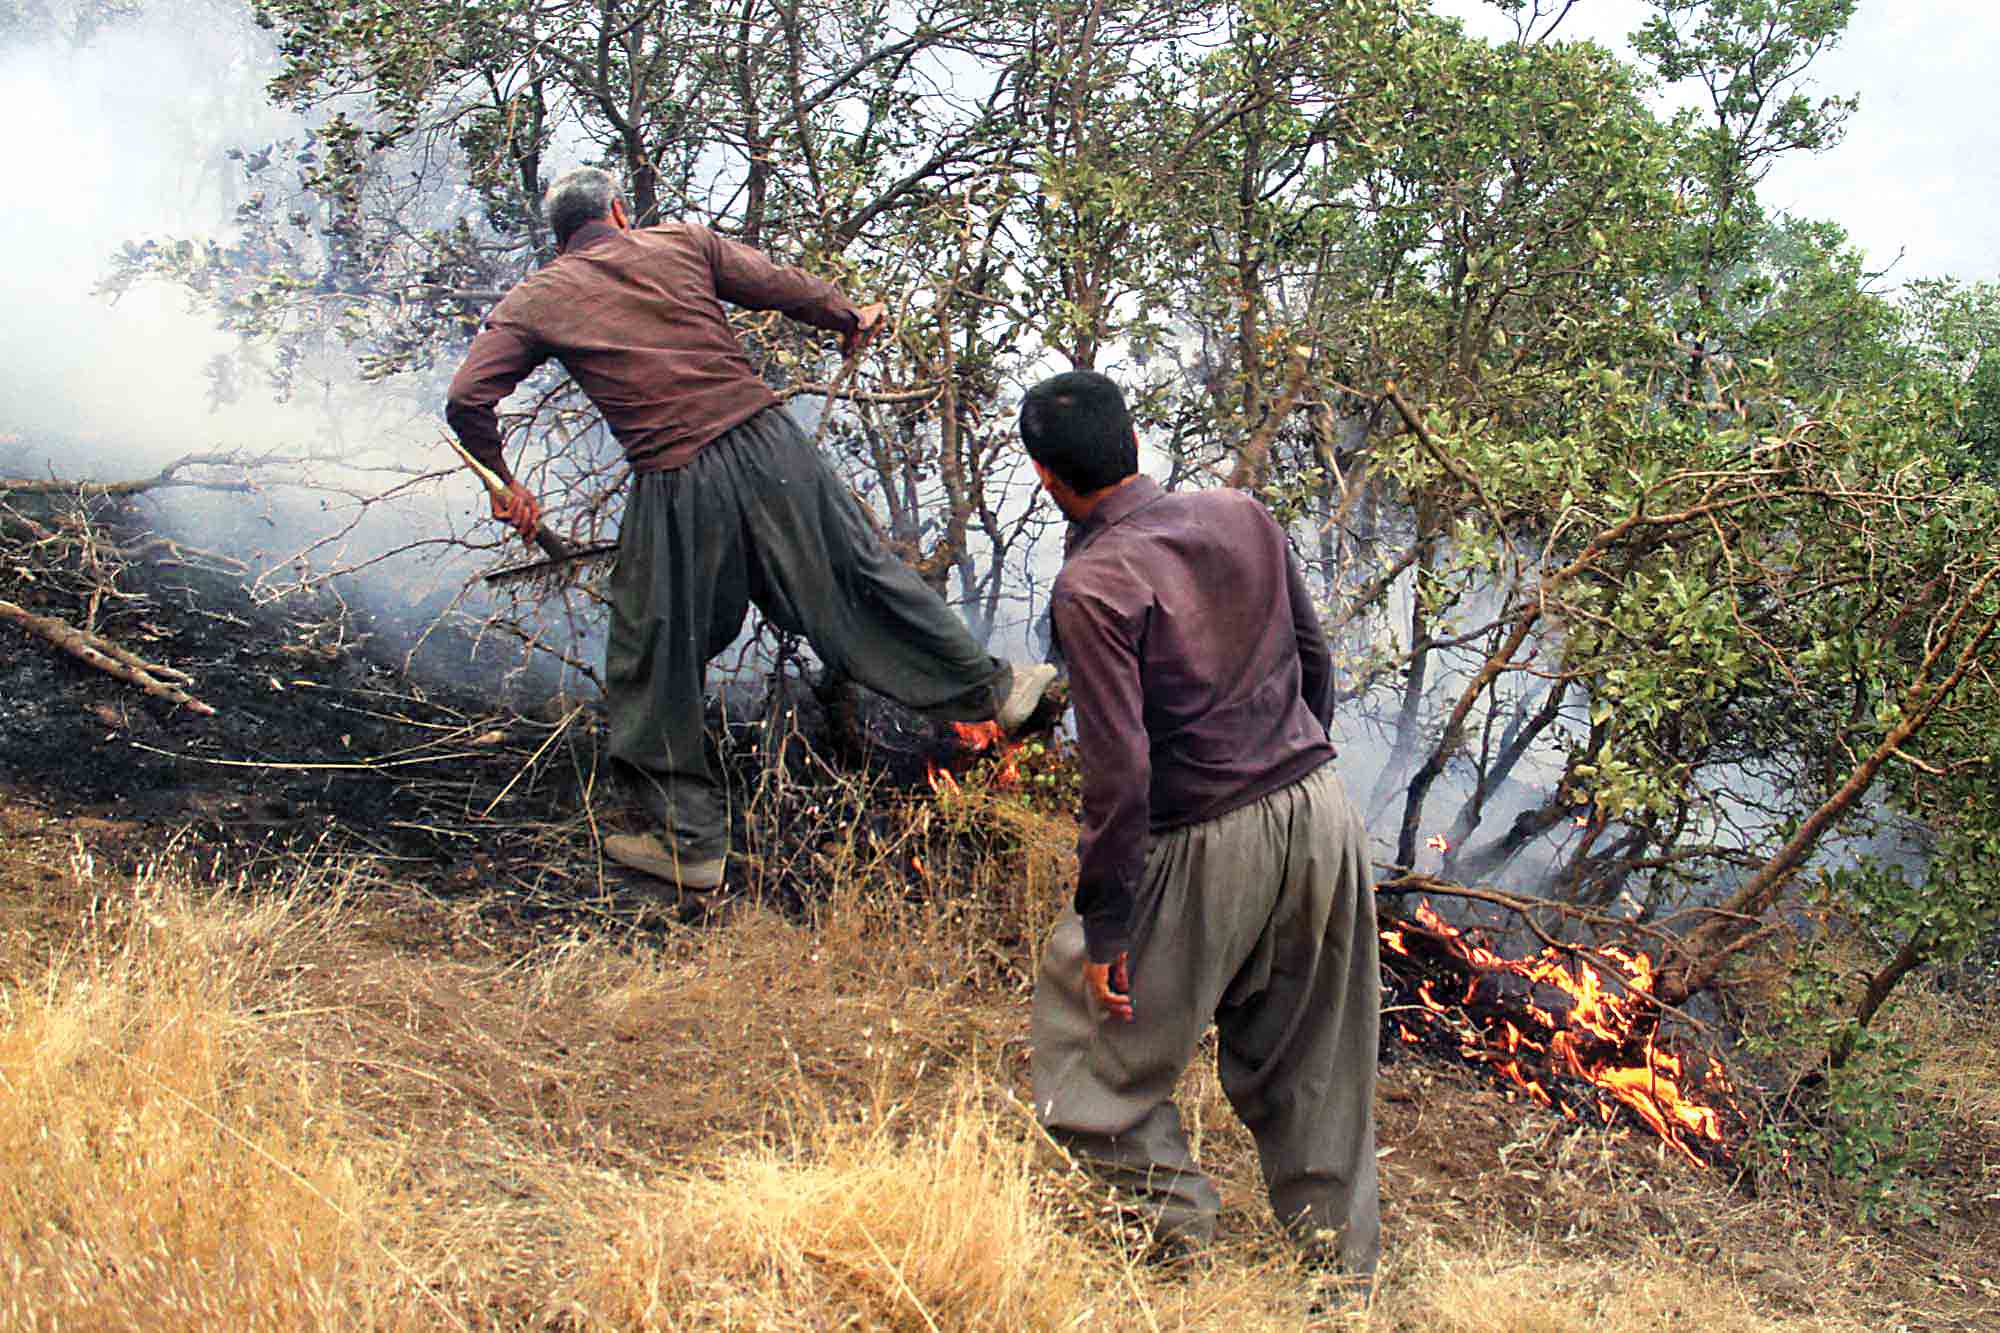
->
[[542, 167, 622, 247]]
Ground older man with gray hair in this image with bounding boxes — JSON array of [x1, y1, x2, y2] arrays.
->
[[447, 167, 1054, 894]]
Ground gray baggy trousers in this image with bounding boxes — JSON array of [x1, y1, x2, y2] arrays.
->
[[1032, 762, 1381, 1275], [604, 406, 1006, 859]]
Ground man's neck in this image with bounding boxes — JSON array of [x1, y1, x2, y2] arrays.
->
[[1069, 472, 1142, 523], [559, 218, 623, 255]]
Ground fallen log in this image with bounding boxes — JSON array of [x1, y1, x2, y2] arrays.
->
[[0, 450, 261, 498], [0, 597, 215, 715]]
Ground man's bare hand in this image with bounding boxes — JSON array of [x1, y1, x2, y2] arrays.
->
[[490, 478, 542, 545], [842, 302, 888, 359], [1085, 951, 1133, 1023]]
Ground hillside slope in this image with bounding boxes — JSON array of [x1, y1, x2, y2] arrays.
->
[[3, 781, 1997, 1330]]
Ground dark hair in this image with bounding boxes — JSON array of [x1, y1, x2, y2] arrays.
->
[[542, 167, 621, 248], [1018, 370, 1137, 494]]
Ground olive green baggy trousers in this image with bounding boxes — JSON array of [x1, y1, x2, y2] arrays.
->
[[1032, 762, 1382, 1275], [604, 406, 1006, 859]]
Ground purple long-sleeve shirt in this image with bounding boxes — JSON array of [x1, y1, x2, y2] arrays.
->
[[1051, 476, 1338, 962], [445, 219, 860, 481]]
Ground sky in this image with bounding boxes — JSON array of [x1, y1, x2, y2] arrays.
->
[[2, 0, 1995, 474], [1436, 0, 2000, 283]]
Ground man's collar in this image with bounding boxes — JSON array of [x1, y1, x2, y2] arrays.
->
[[559, 219, 622, 256], [1075, 475, 1162, 534], [1065, 476, 1163, 558]]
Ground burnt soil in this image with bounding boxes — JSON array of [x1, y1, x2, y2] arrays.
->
[[0, 493, 992, 929]]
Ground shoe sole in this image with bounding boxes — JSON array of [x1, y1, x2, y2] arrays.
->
[[602, 835, 726, 889]]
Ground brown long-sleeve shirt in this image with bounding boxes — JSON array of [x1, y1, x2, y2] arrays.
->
[[445, 220, 860, 480], [1050, 476, 1338, 962]]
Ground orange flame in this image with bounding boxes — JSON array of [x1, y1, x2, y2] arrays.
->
[[1381, 899, 1734, 1164], [1425, 833, 1451, 853], [951, 721, 1005, 751], [937, 720, 1023, 788]]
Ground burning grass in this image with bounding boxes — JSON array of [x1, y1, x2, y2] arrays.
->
[[1, 805, 1995, 1330]]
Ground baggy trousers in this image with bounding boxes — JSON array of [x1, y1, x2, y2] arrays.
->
[[1032, 762, 1381, 1275], [604, 406, 1006, 860]]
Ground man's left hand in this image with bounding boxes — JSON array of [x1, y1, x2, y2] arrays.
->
[[1085, 951, 1133, 1023], [843, 302, 888, 358]]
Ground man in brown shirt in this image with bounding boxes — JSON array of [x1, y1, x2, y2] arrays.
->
[[446, 167, 1053, 890], [1021, 370, 1380, 1287]]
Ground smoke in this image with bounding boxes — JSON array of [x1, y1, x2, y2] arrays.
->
[[0, 4, 309, 464], [0, 7, 544, 687]]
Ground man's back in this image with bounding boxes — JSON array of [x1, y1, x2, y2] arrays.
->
[[446, 220, 857, 475], [1053, 478, 1335, 835]]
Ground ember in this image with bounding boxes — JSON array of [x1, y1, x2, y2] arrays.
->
[[928, 719, 1023, 790], [1379, 898, 1738, 1165]]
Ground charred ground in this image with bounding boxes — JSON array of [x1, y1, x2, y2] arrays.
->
[[0, 487, 1057, 936]]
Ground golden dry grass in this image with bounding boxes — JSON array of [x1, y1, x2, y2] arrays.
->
[[0, 871, 417, 1328], [0, 814, 1993, 1330]]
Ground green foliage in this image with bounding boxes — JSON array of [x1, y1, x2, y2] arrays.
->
[[1964, 352, 2000, 472], [1743, 940, 1941, 1224], [1008, 735, 1084, 814]]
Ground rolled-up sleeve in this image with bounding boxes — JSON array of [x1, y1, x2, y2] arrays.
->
[[696, 224, 859, 335], [1052, 586, 1152, 963], [445, 320, 546, 481]]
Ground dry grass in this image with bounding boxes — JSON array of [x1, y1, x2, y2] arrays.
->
[[1374, 1233, 1859, 1333], [0, 868, 417, 1328], [565, 1082, 1103, 1329], [0, 807, 1995, 1330], [1887, 980, 2000, 1133]]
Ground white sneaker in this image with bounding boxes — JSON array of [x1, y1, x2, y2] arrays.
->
[[996, 662, 1059, 734]]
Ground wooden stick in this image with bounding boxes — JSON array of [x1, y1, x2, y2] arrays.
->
[[0, 597, 215, 715], [440, 436, 576, 563], [0, 450, 259, 498]]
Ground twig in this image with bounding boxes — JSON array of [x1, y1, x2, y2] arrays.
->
[[0, 596, 215, 715], [812, 348, 867, 450], [479, 704, 584, 817], [127, 743, 488, 772], [1383, 382, 1515, 549], [0, 450, 262, 497], [1227, 347, 1312, 490]]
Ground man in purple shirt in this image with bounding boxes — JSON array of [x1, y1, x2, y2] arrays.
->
[[445, 168, 1054, 894], [1022, 370, 1380, 1284]]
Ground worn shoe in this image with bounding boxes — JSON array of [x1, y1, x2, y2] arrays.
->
[[995, 661, 1059, 734], [601, 832, 726, 889]]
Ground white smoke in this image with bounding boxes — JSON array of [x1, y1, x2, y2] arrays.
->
[[0, 4, 317, 463]]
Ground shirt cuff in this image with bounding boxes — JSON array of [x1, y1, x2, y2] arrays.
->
[[1082, 911, 1130, 964]]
